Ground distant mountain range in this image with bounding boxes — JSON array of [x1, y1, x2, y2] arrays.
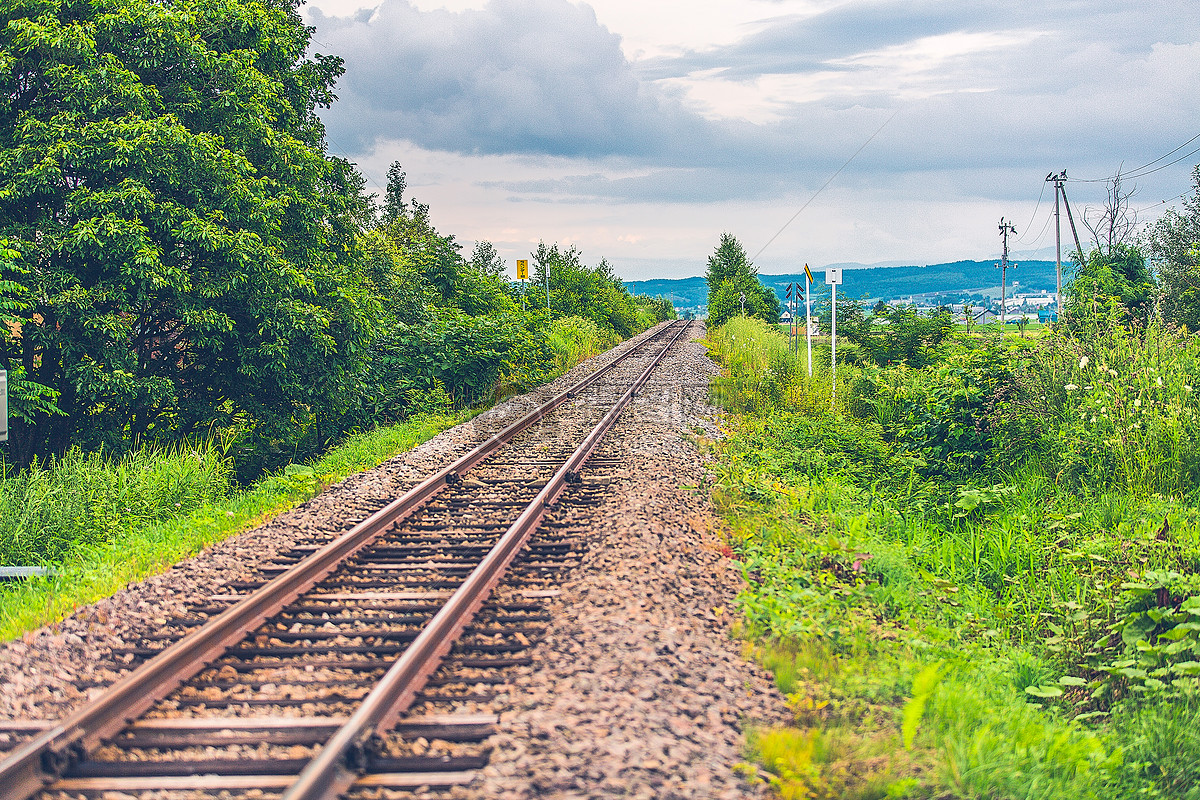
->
[[625, 259, 1071, 309]]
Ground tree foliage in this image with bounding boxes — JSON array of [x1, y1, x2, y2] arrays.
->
[[0, 0, 371, 466], [704, 233, 779, 328], [0, 5, 673, 476], [1065, 245, 1155, 329], [1147, 165, 1200, 332], [532, 242, 655, 337], [824, 300, 955, 368]]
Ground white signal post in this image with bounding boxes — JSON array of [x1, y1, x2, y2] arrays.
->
[[826, 268, 842, 401]]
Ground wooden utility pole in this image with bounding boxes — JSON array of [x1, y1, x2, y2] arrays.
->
[[997, 217, 1017, 325]]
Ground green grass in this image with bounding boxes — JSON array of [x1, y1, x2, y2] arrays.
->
[[707, 317, 1200, 799], [545, 315, 622, 374], [0, 412, 466, 640]]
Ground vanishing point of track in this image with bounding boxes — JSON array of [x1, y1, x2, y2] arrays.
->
[[0, 319, 693, 800]]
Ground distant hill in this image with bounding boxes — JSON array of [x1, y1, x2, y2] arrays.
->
[[625, 259, 1069, 309]]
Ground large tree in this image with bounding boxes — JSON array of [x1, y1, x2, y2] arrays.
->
[[704, 232, 779, 328], [1147, 165, 1200, 331], [0, 0, 373, 465]]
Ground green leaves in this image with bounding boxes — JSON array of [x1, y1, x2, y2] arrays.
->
[[705, 233, 780, 328], [0, 0, 368, 466]]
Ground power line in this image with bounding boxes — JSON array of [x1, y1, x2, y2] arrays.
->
[[751, 108, 900, 262], [1019, 179, 1049, 235], [1069, 131, 1200, 183], [1017, 208, 1054, 245], [1128, 131, 1200, 173], [1135, 191, 1191, 214]]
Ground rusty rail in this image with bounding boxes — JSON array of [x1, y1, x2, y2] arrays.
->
[[0, 321, 684, 800], [282, 320, 690, 800]]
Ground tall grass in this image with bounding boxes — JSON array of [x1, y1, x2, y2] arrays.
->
[[0, 443, 230, 565], [705, 316, 1200, 799], [708, 317, 832, 415], [545, 315, 621, 375], [1028, 314, 1200, 496], [0, 412, 465, 638]]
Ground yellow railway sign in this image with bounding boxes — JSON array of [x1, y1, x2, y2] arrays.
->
[[516, 259, 529, 280]]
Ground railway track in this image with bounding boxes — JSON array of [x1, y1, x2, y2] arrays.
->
[[0, 320, 694, 800]]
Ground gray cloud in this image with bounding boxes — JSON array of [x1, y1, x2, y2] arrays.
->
[[312, 0, 713, 157], [311, 0, 1200, 210]]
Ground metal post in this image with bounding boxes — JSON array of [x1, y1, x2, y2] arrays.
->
[[805, 275, 812, 377], [998, 217, 1016, 326], [0, 369, 7, 444], [545, 265, 551, 317]]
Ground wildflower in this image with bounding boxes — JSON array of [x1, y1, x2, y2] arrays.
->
[[1079, 355, 1090, 369], [1157, 377, 1163, 386], [174, 502, 181, 508], [1108, 368, 1118, 377], [1134, 398, 1141, 408], [1186, 385, 1194, 392], [1065, 383, 1078, 392]]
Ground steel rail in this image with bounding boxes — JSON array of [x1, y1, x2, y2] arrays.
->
[[283, 321, 691, 800], [0, 321, 683, 800]]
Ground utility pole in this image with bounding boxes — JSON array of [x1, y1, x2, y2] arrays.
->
[[1047, 171, 1066, 315], [997, 217, 1017, 325]]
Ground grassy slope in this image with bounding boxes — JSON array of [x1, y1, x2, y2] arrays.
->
[[707, 317, 1200, 800], [0, 413, 464, 639]]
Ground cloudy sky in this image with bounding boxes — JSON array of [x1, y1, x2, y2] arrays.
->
[[303, 0, 1200, 279]]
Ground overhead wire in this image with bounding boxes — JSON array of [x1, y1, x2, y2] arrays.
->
[[1019, 179, 1049, 234], [1017, 209, 1055, 246], [1135, 191, 1191, 215], [751, 108, 900, 262], [1069, 131, 1200, 183]]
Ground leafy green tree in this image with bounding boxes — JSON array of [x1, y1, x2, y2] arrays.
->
[[823, 300, 955, 368], [533, 242, 641, 336], [704, 233, 779, 327], [0, 0, 375, 468], [1147, 165, 1200, 331], [469, 240, 507, 280], [1065, 244, 1155, 329]]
